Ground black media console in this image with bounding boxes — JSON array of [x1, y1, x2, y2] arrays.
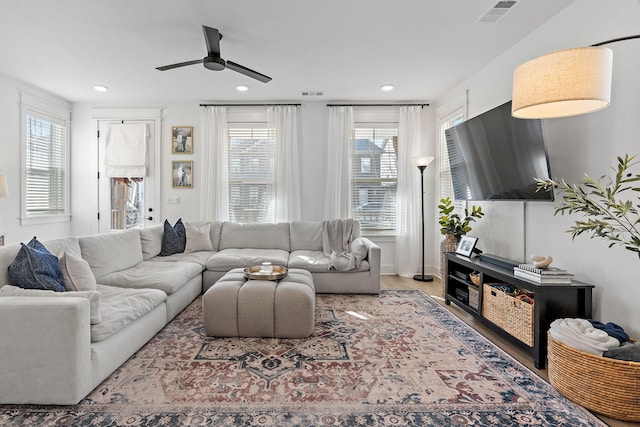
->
[[444, 253, 594, 369]]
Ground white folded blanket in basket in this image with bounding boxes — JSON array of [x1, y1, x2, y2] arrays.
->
[[550, 318, 620, 356]]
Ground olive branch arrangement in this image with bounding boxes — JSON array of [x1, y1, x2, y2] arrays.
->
[[535, 154, 640, 258]]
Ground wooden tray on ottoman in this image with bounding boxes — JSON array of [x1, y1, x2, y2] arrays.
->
[[244, 265, 288, 281]]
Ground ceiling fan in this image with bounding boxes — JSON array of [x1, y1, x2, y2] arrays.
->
[[156, 25, 272, 83]]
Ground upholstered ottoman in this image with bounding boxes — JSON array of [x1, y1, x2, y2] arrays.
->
[[202, 268, 315, 338]]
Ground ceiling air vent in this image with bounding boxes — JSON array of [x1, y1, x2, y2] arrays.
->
[[302, 91, 324, 96], [478, 0, 518, 23]]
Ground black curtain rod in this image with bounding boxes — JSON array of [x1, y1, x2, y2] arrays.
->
[[326, 103, 429, 108], [199, 103, 301, 107]]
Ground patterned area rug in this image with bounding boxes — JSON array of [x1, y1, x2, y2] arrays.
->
[[0, 290, 605, 426]]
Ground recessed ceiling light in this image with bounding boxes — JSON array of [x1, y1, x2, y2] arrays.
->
[[236, 85, 249, 92], [93, 85, 109, 92], [381, 84, 395, 91]]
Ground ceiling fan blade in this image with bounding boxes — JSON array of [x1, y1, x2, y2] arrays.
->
[[156, 59, 202, 71], [226, 60, 272, 83], [202, 25, 221, 57]]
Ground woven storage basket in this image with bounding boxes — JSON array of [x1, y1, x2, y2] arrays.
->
[[547, 333, 640, 422], [482, 284, 534, 346], [468, 285, 480, 310]]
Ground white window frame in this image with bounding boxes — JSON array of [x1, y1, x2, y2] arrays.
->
[[20, 93, 71, 225], [352, 122, 399, 232], [438, 107, 465, 201], [227, 121, 276, 223]]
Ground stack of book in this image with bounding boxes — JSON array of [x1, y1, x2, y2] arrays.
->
[[513, 264, 574, 284]]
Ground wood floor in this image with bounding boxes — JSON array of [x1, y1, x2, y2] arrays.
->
[[382, 274, 636, 427]]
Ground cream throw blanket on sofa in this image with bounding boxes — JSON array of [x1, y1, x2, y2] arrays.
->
[[323, 219, 360, 271]]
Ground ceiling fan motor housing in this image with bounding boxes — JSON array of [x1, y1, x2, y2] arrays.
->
[[204, 56, 225, 71]]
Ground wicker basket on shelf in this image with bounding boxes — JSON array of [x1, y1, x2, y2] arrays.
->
[[547, 332, 640, 422]]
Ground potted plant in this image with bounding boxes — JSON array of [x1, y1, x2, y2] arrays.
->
[[535, 154, 640, 258], [438, 197, 484, 240], [437, 197, 484, 280]]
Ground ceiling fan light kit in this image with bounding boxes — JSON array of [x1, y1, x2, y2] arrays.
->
[[156, 25, 272, 83]]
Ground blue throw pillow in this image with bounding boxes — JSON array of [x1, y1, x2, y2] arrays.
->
[[160, 218, 186, 256], [8, 237, 66, 292]]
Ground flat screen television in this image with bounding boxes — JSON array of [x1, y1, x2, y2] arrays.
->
[[444, 100, 553, 201]]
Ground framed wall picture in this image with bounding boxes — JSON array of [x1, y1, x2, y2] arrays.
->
[[455, 235, 478, 257], [171, 126, 193, 154], [172, 160, 193, 188]]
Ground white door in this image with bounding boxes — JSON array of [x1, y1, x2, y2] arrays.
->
[[97, 119, 157, 233]]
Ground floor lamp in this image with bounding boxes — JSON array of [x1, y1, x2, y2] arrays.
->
[[413, 157, 434, 282]]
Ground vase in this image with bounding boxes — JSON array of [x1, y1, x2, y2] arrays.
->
[[440, 234, 459, 293]]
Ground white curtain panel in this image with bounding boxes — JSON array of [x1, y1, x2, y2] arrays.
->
[[268, 106, 301, 222], [396, 106, 423, 277], [324, 106, 353, 219], [199, 106, 229, 220]]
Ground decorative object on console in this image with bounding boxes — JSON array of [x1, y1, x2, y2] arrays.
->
[[536, 154, 640, 258], [171, 126, 193, 154], [512, 35, 640, 119], [531, 254, 553, 268], [455, 235, 478, 257], [413, 156, 435, 283], [438, 197, 484, 280]]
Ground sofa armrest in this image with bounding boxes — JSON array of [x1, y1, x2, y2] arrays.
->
[[361, 237, 381, 277], [0, 296, 93, 404]]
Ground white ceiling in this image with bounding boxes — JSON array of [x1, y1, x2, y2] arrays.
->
[[0, 0, 575, 104]]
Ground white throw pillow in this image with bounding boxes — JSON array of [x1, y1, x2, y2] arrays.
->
[[0, 284, 102, 324], [59, 250, 98, 292], [184, 222, 214, 253]]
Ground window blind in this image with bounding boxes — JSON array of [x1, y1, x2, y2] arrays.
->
[[438, 110, 464, 200], [227, 125, 275, 223], [352, 126, 398, 230], [25, 114, 66, 215]]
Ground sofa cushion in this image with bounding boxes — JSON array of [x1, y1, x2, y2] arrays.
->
[[184, 222, 214, 253], [79, 229, 143, 280], [97, 261, 202, 294], [290, 221, 324, 251], [206, 248, 290, 271], [288, 250, 370, 273], [219, 222, 290, 251], [160, 219, 186, 256], [8, 238, 66, 292], [91, 284, 166, 342], [42, 237, 82, 259], [0, 284, 102, 324], [59, 250, 97, 292], [140, 224, 164, 260], [148, 250, 215, 268]]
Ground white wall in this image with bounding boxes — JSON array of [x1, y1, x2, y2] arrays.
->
[[70, 101, 437, 276], [435, 0, 640, 336]]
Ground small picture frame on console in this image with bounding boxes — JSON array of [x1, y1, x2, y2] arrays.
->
[[455, 235, 478, 257]]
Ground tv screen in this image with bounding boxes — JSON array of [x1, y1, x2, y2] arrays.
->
[[444, 101, 553, 201]]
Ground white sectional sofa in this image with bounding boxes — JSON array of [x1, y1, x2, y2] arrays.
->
[[0, 220, 380, 405]]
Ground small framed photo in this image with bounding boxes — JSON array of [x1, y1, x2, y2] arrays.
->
[[172, 161, 193, 188], [455, 235, 478, 257], [171, 126, 193, 154]]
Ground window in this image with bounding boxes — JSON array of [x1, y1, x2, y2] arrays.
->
[[21, 93, 70, 224], [352, 126, 398, 230], [438, 108, 464, 200], [227, 124, 275, 223]]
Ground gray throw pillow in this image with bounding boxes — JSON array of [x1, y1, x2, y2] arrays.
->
[[59, 250, 97, 292], [8, 237, 66, 292], [184, 222, 214, 253], [160, 219, 186, 256]]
